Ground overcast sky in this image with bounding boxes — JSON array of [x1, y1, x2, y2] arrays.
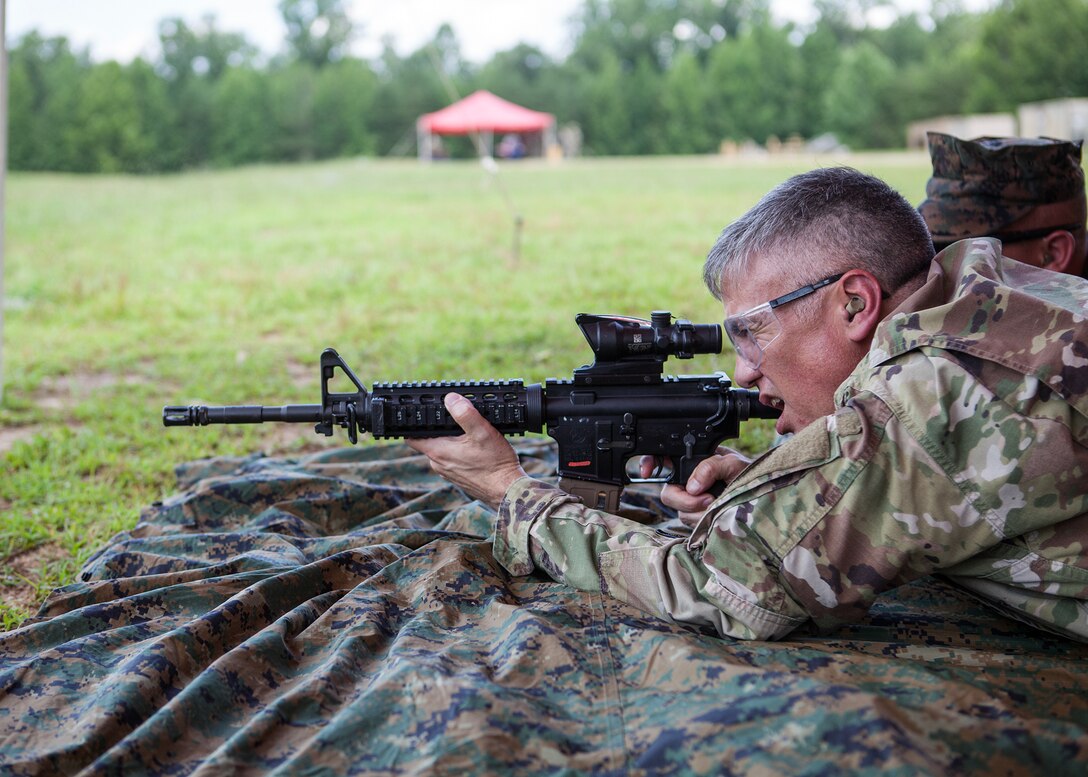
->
[[7, 1, 992, 65], [8, 0, 589, 64]]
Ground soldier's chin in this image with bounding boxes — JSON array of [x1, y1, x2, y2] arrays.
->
[[775, 408, 810, 436]]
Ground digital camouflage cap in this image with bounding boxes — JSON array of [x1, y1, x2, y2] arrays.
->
[[918, 132, 1087, 249]]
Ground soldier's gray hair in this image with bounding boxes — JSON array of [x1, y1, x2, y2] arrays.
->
[[704, 167, 935, 301]]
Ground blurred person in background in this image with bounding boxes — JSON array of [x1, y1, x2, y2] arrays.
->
[[918, 132, 1087, 278]]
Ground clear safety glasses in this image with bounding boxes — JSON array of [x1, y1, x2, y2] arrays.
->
[[723, 273, 844, 369]]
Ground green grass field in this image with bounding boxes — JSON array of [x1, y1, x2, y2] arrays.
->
[[0, 152, 933, 629]]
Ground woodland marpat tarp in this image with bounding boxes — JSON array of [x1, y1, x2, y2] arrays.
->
[[2, 441, 1087, 775]]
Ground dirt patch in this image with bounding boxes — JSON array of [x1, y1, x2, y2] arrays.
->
[[259, 423, 337, 456], [1, 542, 69, 616], [37, 371, 148, 411], [0, 425, 44, 456], [286, 359, 317, 390]]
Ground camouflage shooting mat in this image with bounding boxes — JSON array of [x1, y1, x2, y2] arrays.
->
[[2, 441, 1087, 775]]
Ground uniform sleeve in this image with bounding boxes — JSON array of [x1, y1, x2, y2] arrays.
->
[[493, 475, 809, 639]]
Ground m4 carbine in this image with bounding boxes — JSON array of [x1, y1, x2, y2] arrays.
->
[[163, 311, 780, 512]]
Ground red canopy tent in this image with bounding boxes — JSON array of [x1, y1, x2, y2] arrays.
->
[[416, 90, 556, 161]]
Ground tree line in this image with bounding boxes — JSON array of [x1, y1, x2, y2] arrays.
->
[[8, 0, 1088, 173]]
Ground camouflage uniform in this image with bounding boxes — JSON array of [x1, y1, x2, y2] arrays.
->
[[917, 131, 1086, 251], [495, 238, 1088, 641]]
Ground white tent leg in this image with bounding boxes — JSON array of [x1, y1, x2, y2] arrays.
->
[[417, 122, 432, 163]]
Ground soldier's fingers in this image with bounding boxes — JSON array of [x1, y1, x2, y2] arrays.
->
[[638, 455, 671, 479], [686, 453, 750, 494], [444, 393, 492, 438], [660, 484, 714, 514]]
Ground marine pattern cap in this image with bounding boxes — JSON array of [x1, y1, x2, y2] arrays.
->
[[918, 131, 1086, 247]]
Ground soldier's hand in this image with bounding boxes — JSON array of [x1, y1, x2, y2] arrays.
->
[[659, 446, 752, 526], [405, 393, 527, 509]]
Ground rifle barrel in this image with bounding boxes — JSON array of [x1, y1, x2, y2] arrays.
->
[[163, 405, 323, 427]]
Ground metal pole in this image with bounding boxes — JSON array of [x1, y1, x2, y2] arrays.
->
[[0, 0, 7, 405]]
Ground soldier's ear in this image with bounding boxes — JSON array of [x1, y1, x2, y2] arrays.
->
[[1041, 230, 1077, 274], [837, 271, 883, 344]]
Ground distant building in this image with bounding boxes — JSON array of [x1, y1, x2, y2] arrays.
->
[[1018, 98, 1088, 143], [906, 98, 1088, 148], [906, 113, 1017, 149]]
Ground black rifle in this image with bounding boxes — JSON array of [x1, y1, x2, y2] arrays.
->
[[163, 311, 780, 511]]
